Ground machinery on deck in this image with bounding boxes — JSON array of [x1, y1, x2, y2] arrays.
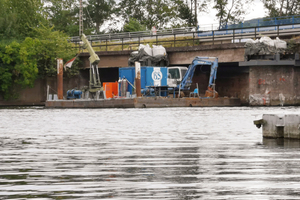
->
[[67, 89, 83, 99], [66, 34, 103, 100], [171, 56, 219, 98], [80, 34, 103, 98]]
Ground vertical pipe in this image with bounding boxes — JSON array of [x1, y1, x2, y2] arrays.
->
[[135, 62, 141, 97], [138, 37, 140, 47], [47, 85, 50, 101], [79, 0, 83, 36], [89, 63, 92, 89], [195, 0, 197, 28], [174, 34, 176, 47], [96, 64, 101, 86], [293, 16, 295, 29], [193, 32, 195, 46], [57, 58, 63, 100]]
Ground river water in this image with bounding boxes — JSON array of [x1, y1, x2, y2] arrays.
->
[[1, 106, 300, 199]]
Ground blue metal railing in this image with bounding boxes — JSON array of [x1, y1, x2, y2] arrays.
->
[[221, 15, 300, 30], [198, 15, 300, 38]]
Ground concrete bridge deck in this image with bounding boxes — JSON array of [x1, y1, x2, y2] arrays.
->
[[79, 43, 246, 68]]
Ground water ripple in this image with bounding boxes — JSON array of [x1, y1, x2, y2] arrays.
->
[[1, 107, 300, 199]]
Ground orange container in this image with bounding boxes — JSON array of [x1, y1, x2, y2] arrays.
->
[[103, 82, 118, 98]]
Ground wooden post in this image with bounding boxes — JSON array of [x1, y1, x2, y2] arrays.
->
[[57, 58, 63, 100]]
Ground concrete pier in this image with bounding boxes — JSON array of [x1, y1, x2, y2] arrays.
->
[[254, 114, 300, 139]]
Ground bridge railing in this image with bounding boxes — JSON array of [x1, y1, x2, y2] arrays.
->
[[71, 15, 300, 52], [69, 27, 197, 43], [71, 23, 300, 52], [220, 15, 300, 30]]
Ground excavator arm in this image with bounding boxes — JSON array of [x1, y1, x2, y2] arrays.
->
[[178, 56, 218, 97]]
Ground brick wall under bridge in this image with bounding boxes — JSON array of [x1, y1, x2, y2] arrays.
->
[[7, 43, 300, 107], [0, 63, 250, 106], [4, 64, 300, 107]]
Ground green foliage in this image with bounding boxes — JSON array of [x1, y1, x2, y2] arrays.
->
[[262, 0, 300, 17], [32, 25, 78, 77], [43, 0, 80, 36], [213, 0, 253, 29], [123, 18, 146, 32], [0, 39, 39, 99], [0, 25, 78, 99], [85, 0, 116, 34], [0, 0, 47, 39], [118, 0, 188, 30], [178, 3, 195, 27]]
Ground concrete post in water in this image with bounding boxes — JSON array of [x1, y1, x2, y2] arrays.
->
[[135, 62, 141, 97], [57, 58, 63, 100], [254, 114, 300, 139]]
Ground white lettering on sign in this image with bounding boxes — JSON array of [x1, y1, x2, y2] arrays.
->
[[152, 67, 162, 86]]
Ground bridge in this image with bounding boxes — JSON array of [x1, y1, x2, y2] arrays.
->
[[78, 15, 300, 68], [75, 16, 300, 107]]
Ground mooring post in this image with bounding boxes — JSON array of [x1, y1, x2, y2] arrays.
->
[[57, 58, 63, 100], [135, 62, 141, 97]]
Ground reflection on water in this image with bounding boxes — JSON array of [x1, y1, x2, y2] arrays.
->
[[1, 106, 300, 199], [263, 138, 300, 148]]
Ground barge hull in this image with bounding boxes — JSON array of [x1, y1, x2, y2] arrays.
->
[[45, 97, 241, 108]]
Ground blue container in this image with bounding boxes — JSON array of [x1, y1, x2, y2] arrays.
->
[[119, 66, 168, 95]]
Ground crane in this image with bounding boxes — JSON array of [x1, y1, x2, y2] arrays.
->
[[80, 34, 103, 96]]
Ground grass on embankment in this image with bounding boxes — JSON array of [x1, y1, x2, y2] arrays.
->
[[77, 36, 201, 52]]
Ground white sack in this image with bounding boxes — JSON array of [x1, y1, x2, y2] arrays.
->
[[274, 37, 287, 49], [260, 36, 275, 46], [139, 44, 152, 56], [152, 45, 166, 56]]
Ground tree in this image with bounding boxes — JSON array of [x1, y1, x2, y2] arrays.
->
[[0, 39, 39, 99], [0, 25, 78, 99], [178, 0, 210, 27], [178, 3, 195, 27], [118, 0, 188, 30], [262, 0, 300, 17], [43, 0, 79, 36], [85, 0, 116, 34], [0, 0, 47, 39], [213, 0, 254, 29], [123, 18, 147, 32], [32, 25, 78, 77]]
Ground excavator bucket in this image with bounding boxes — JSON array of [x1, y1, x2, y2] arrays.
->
[[205, 87, 218, 98]]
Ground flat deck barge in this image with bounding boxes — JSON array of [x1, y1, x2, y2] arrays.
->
[[45, 97, 241, 108]]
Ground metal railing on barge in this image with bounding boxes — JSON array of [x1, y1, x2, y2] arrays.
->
[[70, 15, 300, 52]]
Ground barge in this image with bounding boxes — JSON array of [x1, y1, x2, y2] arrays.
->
[[45, 97, 241, 108]]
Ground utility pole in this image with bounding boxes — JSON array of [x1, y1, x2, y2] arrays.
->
[[79, 0, 83, 36], [190, 0, 198, 28], [195, 0, 198, 28]]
